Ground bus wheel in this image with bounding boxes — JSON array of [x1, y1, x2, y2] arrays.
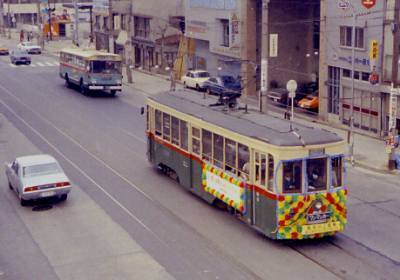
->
[[65, 74, 71, 88], [80, 81, 87, 95], [110, 90, 116, 96]]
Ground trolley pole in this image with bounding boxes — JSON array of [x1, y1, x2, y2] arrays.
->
[[388, 0, 400, 170]]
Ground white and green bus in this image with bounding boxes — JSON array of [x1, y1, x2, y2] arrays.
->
[[59, 48, 123, 96]]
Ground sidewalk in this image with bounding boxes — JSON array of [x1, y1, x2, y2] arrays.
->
[[2, 32, 398, 174]]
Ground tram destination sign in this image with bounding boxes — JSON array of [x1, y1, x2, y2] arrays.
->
[[307, 212, 332, 224]]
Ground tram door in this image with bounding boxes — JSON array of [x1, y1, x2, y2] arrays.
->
[[253, 151, 273, 231]]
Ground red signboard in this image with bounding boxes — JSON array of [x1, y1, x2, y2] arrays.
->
[[361, 0, 376, 9]]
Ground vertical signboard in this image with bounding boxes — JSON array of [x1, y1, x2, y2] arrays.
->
[[269, 34, 278, 58], [389, 87, 398, 130], [261, 59, 268, 92]]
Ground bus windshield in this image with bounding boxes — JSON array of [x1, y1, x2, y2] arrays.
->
[[91, 61, 121, 74]]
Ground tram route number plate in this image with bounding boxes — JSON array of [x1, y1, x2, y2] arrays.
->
[[301, 221, 341, 235]]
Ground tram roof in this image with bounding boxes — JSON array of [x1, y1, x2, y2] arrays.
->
[[149, 90, 343, 147]]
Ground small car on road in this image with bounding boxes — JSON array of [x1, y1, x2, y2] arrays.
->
[[5, 154, 72, 206], [0, 46, 9, 55], [10, 49, 31, 65], [181, 70, 210, 91], [17, 41, 42, 54], [298, 94, 319, 111], [204, 75, 241, 95]]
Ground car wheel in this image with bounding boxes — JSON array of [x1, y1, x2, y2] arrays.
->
[[206, 88, 212, 95], [8, 181, 13, 190], [183, 82, 187, 89], [20, 198, 29, 207], [26, 61, 31, 65], [196, 84, 200, 91], [60, 194, 68, 202], [110, 90, 117, 96]]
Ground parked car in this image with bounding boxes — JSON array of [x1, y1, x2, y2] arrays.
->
[[10, 49, 31, 65], [181, 70, 210, 91], [5, 154, 72, 206], [204, 75, 241, 95], [298, 94, 319, 111], [0, 46, 9, 55], [17, 41, 42, 54], [267, 82, 317, 106]]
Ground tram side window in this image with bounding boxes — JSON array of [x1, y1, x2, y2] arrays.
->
[[171, 116, 180, 146], [213, 133, 224, 168], [283, 160, 302, 193], [180, 120, 188, 151], [238, 144, 250, 178], [155, 110, 162, 136], [307, 158, 327, 191], [202, 129, 212, 161], [332, 157, 343, 188], [225, 138, 236, 174], [267, 154, 274, 191], [162, 113, 171, 141], [192, 127, 201, 155]]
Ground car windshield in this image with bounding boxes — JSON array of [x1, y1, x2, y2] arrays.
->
[[306, 95, 315, 100], [23, 42, 34, 46], [23, 162, 62, 177], [195, 72, 210, 78], [14, 50, 28, 55], [91, 60, 121, 74], [221, 76, 236, 83]]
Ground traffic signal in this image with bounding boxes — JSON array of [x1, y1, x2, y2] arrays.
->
[[179, 19, 185, 34]]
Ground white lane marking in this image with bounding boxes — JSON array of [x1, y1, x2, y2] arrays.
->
[[9, 63, 16, 68], [53, 61, 60, 66], [120, 127, 146, 143], [37, 62, 44, 67], [0, 84, 164, 244], [45, 62, 54, 66]]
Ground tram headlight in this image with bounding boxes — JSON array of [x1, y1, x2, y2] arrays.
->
[[315, 200, 323, 210]]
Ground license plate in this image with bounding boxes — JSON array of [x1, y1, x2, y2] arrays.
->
[[301, 221, 341, 235], [40, 191, 56, 198]]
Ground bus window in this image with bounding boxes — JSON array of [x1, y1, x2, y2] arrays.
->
[[171, 116, 179, 146], [202, 129, 212, 161], [238, 144, 249, 179], [162, 113, 171, 142], [283, 160, 302, 193], [267, 154, 274, 191], [260, 154, 266, 186], [307, 158, 327, 191], [213, 133, 224, 168], [192, 127, 201, 155], [331, 157, 343, 188], [155, 110, 162, 136], [91, 61, 121, 74], [225, 138, 236, 174], [180, 120, 188, 151]]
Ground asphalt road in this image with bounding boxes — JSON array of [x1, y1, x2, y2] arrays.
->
[[0, 52, 399, 280]]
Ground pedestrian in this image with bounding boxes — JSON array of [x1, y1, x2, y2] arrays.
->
[[20, 30, 24, 42], [284, 109, 291, 120], [27, 31, 31, 41], [170, 68, 176, 91]]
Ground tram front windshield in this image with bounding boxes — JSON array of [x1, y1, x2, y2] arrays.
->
[[282, 158, 328, 193]]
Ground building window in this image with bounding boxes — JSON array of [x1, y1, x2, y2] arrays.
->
[[134, 17, 150, 38], [220, 19, 229, 47], [328, 66, 340, 115], [113, 14, 120, 30], [95, 15, 100, 29], [103, 16, 109, 31], [121, 15, 126, 30], [340, 26, 364, 49]]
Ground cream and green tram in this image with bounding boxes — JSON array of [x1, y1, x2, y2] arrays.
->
[[146, 91, 347, 240]]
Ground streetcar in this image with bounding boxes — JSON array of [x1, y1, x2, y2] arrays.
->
[[145, 90, 347, 240], [59, 48, 122, 96]]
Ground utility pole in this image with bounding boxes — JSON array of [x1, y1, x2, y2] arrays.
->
[[36, 0, 44, 48], [260, 0, 270, 113], [48, 0, 52, 41], [126, 3, 133, 83], [348, 3, 357, 165], [7, 0, 10, 39], [73, 0, 79, 46], [0, 0, 5, 36], [388, 0, 400, 170]]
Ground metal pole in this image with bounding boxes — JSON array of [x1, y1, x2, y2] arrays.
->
[[36, 0, 43, 48], [260, 0, 269, 113], [89, 7, 93, 43], [389, 0, 400, 170], [0, 0, 5, 36], [7, 0, 10, 39], [73, 0, 79, 46], [349, 7, 357, 165], [291, 96, 294, 121], [48, 1, 52, 41]]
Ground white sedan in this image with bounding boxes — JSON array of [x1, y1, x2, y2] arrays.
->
[[17, 41, 42, 54], [181, 70, 210, 91], [5, 154, 72, 206]]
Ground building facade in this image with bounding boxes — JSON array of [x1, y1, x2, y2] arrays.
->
[[321, 0, 400, 137]]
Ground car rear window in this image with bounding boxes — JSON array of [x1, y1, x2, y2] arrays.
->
[[197, 72, 210, 78], [23, 163, 61, 177]]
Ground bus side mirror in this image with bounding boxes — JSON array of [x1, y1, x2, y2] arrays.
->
[[140, 107, 145, 115]]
